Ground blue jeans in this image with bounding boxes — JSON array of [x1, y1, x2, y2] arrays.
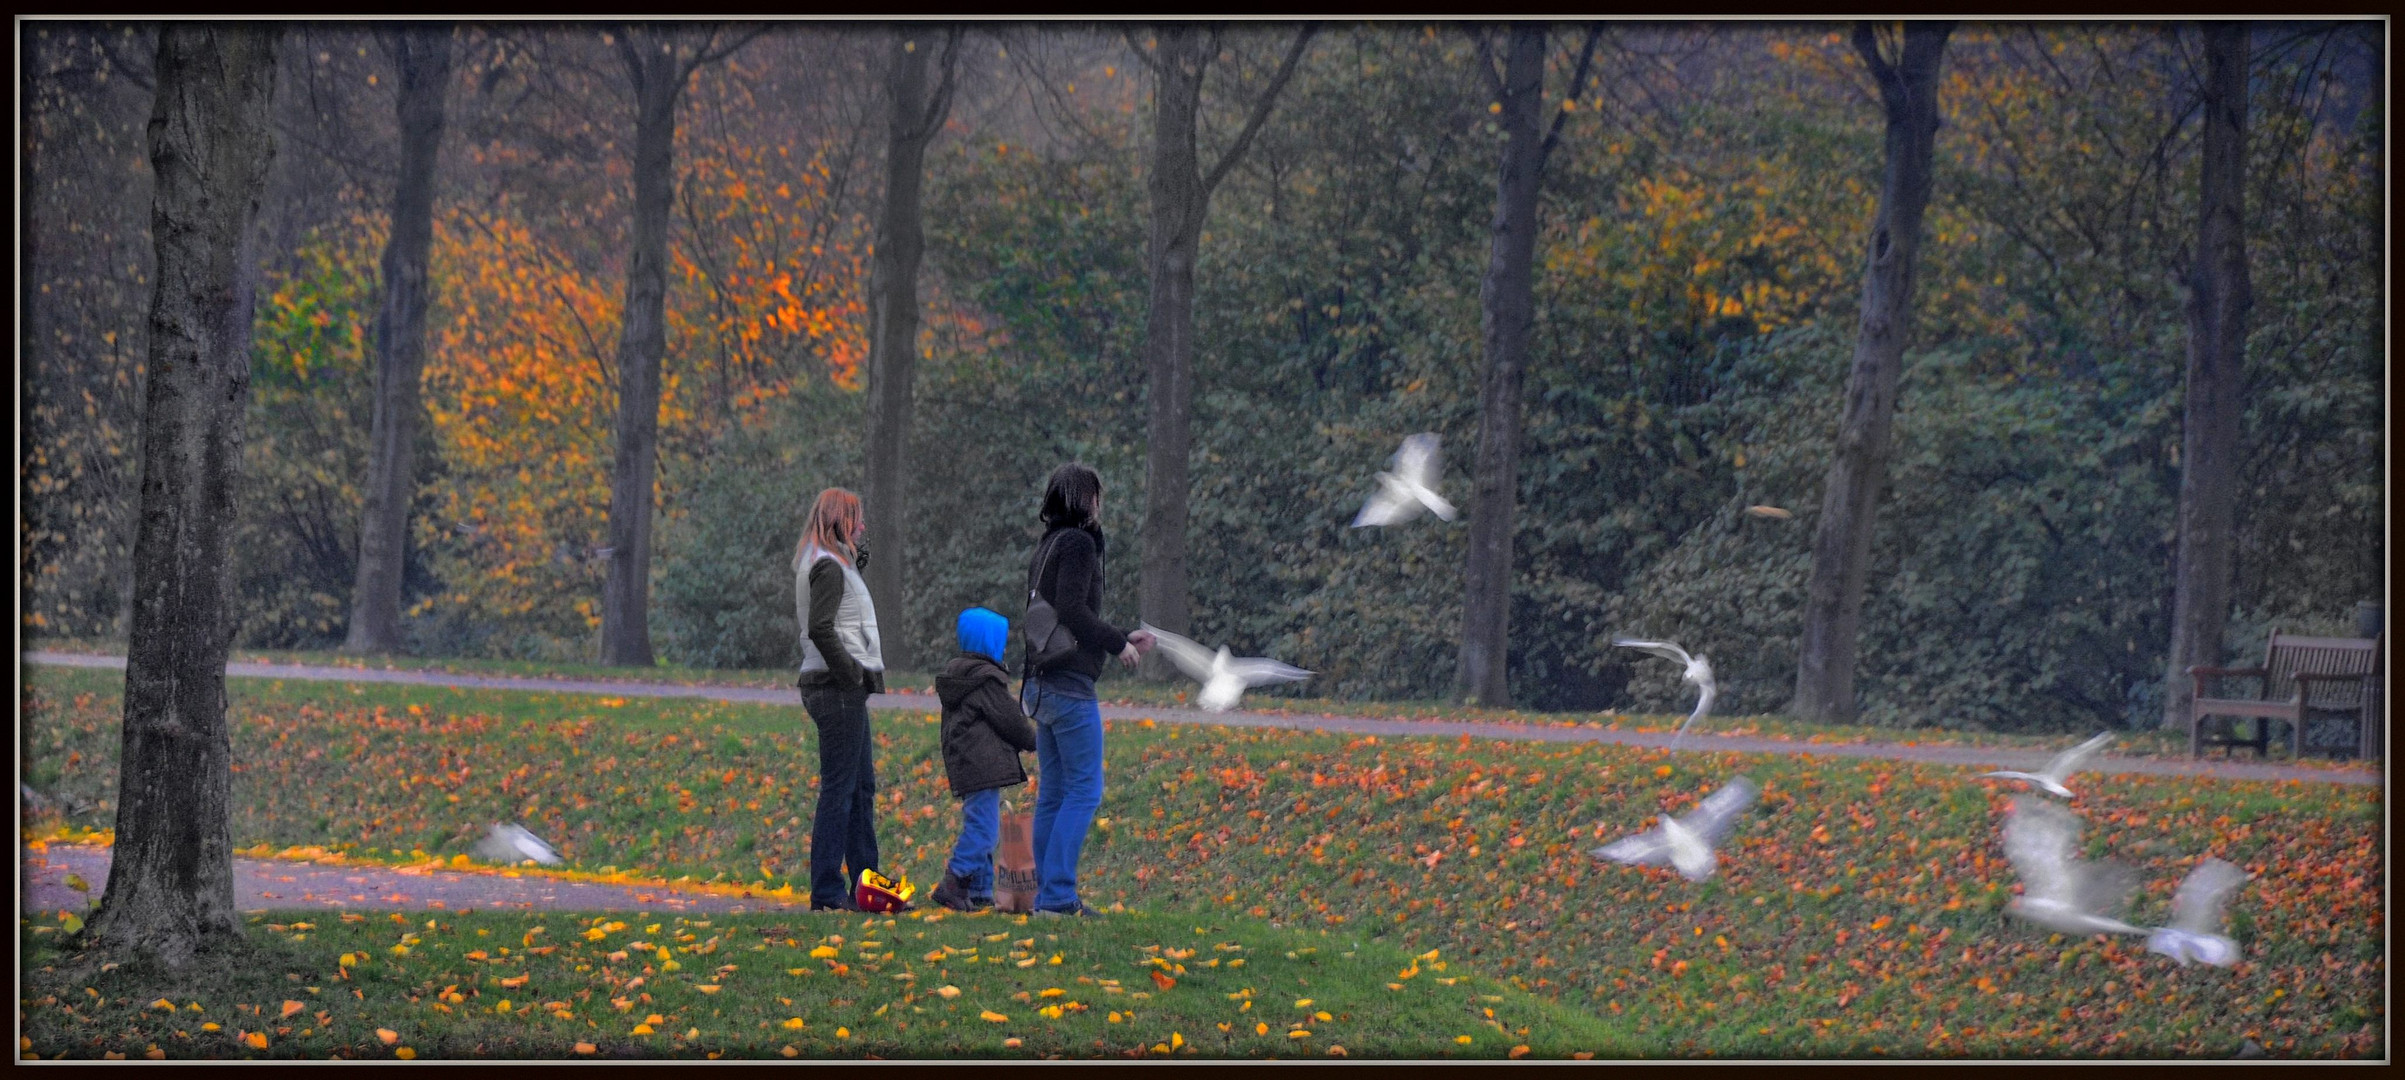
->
[[801, 686, 880, 908], [946, 787, 1001, 899], [1023, 674, 1104, 911]]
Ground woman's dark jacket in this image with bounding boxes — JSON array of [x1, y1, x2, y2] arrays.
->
[[936, 653, 1037, 796], [1026, 524, 1128, 681]]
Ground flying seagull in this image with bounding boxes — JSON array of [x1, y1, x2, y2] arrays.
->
[[1999, 796, 2146, 937], [1591, 775, 1758, 882], [1979, 731, 2114, 799], [1140, 624, 1315, 713], [2145, 857, 2248, 968], [1613, 638, 1716, 743], [475, 822, 564, 867], [1352, 433, 1457, 528]]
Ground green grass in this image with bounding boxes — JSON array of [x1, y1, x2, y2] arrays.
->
[[20, 664, 2386, 1058], [19, 906, 1617, 1060]]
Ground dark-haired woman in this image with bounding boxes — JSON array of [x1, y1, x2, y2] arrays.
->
[[1021, 463, 1153, 917]]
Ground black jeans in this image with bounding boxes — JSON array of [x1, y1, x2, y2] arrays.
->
[[801, 685, 881, 907]]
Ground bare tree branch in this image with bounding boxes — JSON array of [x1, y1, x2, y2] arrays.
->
[[1537, 23, 1605, 169], [1473, 27, 1505, 99], [1201, 24, 1317, 201]]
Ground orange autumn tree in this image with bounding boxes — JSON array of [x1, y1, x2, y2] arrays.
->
[[415, 97, 873, 657]]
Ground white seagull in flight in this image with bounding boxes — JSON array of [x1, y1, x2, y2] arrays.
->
[[1591, 775, 1758, 882], [1999, 796, 2147, 938], [1140, 624, 1315, 713], [2146, 857, 2249, 968], [1352, 433, 1457, 527], [1613, 638, 1716, 743], [1979, 731, 2115, 799]]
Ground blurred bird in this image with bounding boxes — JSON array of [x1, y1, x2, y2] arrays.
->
[[2145, 857, 2248, 968], [1999, 796, 2146, 937], [1352, 433, 1456, 527], [1979, 731, 2114, 799], [1591, 775, 1758, 882], [1139, 623, 1314, 712], [475, 822, 564, 867], [1744, 505, 1792, 520], [1612, 638, 1716, 743]]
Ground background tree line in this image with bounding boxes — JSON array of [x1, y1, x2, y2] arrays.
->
[[22, 21, 2383, 733]]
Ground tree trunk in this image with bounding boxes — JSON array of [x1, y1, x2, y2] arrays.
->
[[1454, 26, 1546, 708], [1791, 22, 1952, 725], [2162, 22, 2252, 729], [1137, 27, 1211, 674], [1135, 26, 1313, 680], [599, 39, 682, 668], [343, 26, 452, 656], [85, 23, 281, 969], [862, 30, 956, 676]]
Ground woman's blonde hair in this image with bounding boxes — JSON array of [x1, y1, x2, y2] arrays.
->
[[797, 487, 864, 567]]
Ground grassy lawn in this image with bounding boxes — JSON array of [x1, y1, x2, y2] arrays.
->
[[22, 638, 2350, 764], [19, 906, 1617, 1060], [20, 664, 2386, 1058]]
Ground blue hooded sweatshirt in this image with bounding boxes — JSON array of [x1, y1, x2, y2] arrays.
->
[[956, 606, 1009, 665]]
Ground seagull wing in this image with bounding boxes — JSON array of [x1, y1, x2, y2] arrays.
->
[[1593, 828, 1672, 867], [2040, 731, 2116, 784], [1414, 484, 1458, 521], [2001, 796, 2083, 908], [1678, 775, 1758, 847], [1140, 623, 1220, 684], [1224, 656, 1315, 687], [2080, 859, 2140, 923], [1392, 434, 1441, 487], [1353, 477, 1414, 528], [2168, 858, 2248, 936], [1612, 638, 1694, 667]]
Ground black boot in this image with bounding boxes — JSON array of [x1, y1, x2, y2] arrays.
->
[[931, 871, 977, 912]]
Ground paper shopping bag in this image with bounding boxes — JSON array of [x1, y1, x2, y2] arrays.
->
[[994, 797, 1038, 914]]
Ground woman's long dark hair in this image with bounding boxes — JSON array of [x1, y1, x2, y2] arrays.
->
[[1040, 463, 1102, 531]]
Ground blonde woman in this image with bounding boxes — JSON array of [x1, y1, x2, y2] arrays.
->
[[794, 488, 906, 912]]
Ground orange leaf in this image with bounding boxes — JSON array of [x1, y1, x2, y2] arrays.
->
[[279, 1001, 304, 1019], [1150, 969, 1177, 991]]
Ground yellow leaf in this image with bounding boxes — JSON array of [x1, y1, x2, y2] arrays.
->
[[59, 912, 83, 935], [1039, 988, 1064, 998], [836, 1027, 851, 1039], [1293, 998, 1314, 1008], [1457, 1036, 1474, 1044], [394, 1048, 416, 1060], [631, 1024, 655, 1036], [979, 1010, 1010, 1023], [375, 1029, 398, 1046], [934, 985, 961, 999], [782, 1017, 806, 1030], [242, 1032, 268, 1050], [201, 1024, 222, 1033], [1315, 1011, 1332, 1021], [150, 999, 176, 1011], [695, 985, 721, 995], [499, 975, 529, 990], [574, 1042, 597, 1054], [809, 946, 839, 959], [280, 1001, 304, 1019]]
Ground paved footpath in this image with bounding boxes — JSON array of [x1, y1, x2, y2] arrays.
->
[[22, 843, 815, 920], [25, 651, 2377, 788]]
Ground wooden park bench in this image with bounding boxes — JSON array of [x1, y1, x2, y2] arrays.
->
[[2188, 632, 2384, 760]]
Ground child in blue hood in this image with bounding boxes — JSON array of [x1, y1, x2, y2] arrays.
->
[[930, 607, 1038, 911]]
